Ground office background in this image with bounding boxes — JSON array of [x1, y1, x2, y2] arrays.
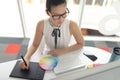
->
[[0, 0, 120, 63]]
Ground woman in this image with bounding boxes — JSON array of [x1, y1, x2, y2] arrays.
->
[[19, 0, 84, 70]]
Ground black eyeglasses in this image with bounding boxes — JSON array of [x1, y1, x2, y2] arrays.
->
[[50, 8, 70, 20]]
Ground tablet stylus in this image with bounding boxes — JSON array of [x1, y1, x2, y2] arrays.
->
[[21, 56, 27, 66]]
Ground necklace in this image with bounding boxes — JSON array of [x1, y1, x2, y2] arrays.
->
[[49, 19, 60, 28]]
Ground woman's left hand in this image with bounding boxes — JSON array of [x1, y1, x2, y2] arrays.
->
[[48, 49, 59, 55]]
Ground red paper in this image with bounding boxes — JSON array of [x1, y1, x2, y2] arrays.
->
[[5, 44, 21, 54]]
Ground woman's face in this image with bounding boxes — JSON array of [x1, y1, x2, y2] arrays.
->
[[48, 4, 68, 27]]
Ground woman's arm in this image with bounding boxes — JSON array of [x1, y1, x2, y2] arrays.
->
[[19, 20, 44, 70], [24, 20, 44, 60], [48, 20, 84, 55]]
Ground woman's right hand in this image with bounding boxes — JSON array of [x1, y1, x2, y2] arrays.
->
[[19, 59, 30, 70]]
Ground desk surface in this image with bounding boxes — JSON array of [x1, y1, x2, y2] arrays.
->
[[0, 46, 111, 80]]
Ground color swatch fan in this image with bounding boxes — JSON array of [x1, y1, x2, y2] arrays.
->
[[39, 55, 58, 70]]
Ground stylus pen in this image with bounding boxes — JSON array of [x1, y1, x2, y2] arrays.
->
[[21, 56, 27, 66]]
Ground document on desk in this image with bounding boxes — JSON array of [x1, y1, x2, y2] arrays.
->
[[54, 49, 85, 74]]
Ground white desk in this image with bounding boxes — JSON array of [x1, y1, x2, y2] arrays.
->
[[0, 46, 111, 80]]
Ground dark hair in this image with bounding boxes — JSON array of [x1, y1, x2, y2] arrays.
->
[[46, 0, 67, 12]]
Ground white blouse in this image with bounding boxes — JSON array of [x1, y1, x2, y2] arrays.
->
[[43, 18, 71, 51]]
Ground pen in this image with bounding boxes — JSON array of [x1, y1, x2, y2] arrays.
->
[[21, 56, 27, 66]]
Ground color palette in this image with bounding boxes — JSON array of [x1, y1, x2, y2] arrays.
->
[[39, 55, 58, 70]]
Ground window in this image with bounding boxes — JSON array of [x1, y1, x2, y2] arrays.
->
[[81, 0, 120, 39]]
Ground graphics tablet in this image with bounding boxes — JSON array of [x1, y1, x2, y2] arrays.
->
[[9, 60, 45, 80]]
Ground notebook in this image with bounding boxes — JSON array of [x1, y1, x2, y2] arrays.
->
[[9, 60, 45, 80], [54, 49, 85, 74]]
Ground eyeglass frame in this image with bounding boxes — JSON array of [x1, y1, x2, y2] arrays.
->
[[49, 8, 70, 20]]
